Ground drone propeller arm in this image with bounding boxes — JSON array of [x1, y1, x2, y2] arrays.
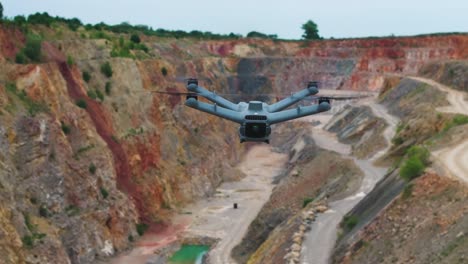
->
[[267, 85, 319, 113], [185, 98, 244, 124], [187, 84, 239, 111], [268, 102, 331, 125]]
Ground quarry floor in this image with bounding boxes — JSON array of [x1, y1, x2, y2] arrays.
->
[[111, 145, 287, 264], [110, 77, 467, 264]]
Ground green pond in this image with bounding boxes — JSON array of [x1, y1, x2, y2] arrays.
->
[[169, 244, 209, 264]]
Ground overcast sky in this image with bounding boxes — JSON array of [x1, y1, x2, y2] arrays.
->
[[3, 0, 468, 39]]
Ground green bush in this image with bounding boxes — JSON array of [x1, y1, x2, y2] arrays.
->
[[136, 223, 148, 236], [23, 34, 42, 62], [76, 99, 87, 109], [161, 67, 168, 76], [400, 156, 425, 181], [406, 145, 430, 165], [89, 163, 96, 174], [61, 121, 71, 134], [302, 197, 314, 208], [96, 89, 104, 101], [82, 71, 91, 83], [130, 34, 141, 43], [22, 235, 34, 248], [343, 215, 359, 230], [100, 61, 113, 78], [100, 187, 109, 199], [105, 82, 112, 95], [67, 55, 74, 66], [39, 205, 50, 217], [15, 52, 27, 64], [87, 89, 97, 100]]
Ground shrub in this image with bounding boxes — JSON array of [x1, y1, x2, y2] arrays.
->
[[23, 34, 42, 62], [22, 235, 34, 248], [89, 163, 96, 174], [15, 52, 27, 64], [61, 121, 71, 134], [39, 205, 50, 217], [136, 223, 148, 236], [100, 187, 109, 199], [302, 197, 314, 208], [87, 89, 97, 100], [343, 215, 359, 230], [105, 82, 112, 95], [128, 235, 134, 242], [76, 99, 87, 109], [406, 145, 430, 165], [82, 71, 91, 83], [130, 34, 141, 43], [392, 136, 404, 145], [100, 61, 113, 78], [161, 67, 168, 76], [96, 89, 104, 101], [400, 156, 425, 181], [67, 55, 74, 66]]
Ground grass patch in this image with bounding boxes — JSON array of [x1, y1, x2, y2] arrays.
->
[[5, 83, 48, 116], [22, 213, 46, 248], [402, 183, 414, 199], [65, 205, 80, 216], [440, 233, 466, 257], [443, 114, 468, 132]]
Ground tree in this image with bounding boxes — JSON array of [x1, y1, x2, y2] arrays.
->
[[302, 20, 321, 40], [0, 2, 3, 20], [130, 34, 141, 44]]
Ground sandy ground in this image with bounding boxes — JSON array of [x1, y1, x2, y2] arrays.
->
[[183, 145, 287, 264], [110, 146, 286, 264], [409, 77, 468, 184], [301, 97, 397, 264]]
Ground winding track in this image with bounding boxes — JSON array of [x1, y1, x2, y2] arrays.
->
[[409, 77, 468, 184], [301, 100, 397, 264]]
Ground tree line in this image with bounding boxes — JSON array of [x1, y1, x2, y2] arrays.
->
[[0, 7, 321, 41]]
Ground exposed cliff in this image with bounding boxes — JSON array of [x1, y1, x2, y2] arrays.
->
[[0, 21, 466, 263], [332, 74, 468, 263]]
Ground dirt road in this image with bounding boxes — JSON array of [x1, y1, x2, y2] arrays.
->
[[185, 145, 287, 264], [301, 99, 397, 264], [409, 77, 468, 184]]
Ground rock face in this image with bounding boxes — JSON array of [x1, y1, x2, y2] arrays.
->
[[0, 23, 466, 263], [326, 105, 387, 158]]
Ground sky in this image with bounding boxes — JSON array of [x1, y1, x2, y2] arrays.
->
[[3, 0, 468, 39]]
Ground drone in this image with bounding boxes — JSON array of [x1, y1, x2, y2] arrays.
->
[[155, 78, 366, 144]]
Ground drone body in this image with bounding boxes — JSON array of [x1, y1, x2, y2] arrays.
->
[[184, 79, 331, 143]]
